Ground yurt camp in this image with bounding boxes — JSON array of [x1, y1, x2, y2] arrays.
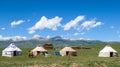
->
[[2, 43, 22, 57], [98, 45, 118, 57], [31, 46, 48, 56], [60, 46, 77, 56]]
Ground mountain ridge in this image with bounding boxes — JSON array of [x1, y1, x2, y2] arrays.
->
[[0, 36, 120, 48]]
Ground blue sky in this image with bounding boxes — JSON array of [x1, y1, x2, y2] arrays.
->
[[0, 0, 120, 41]]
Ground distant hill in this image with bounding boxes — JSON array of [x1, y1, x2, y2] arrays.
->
[[0, 36, 120, 48]]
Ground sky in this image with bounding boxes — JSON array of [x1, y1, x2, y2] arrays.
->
[[0, 0, 120, 41]]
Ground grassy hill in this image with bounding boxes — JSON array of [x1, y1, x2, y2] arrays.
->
[[0, 44, 120, 67]]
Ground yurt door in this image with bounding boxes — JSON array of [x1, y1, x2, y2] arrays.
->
[[13, 51, 17, 56], [66, 51, 69, 56], [110, 52, 113, 57]]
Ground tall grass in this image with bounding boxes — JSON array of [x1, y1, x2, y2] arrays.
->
[[0, 44, 120, 67]]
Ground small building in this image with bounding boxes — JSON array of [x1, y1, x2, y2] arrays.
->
[[2, 43, 22, 57], [31, 46, 48, 56], [98, 45, 118, 57], [43, 43, 54, 50], [60, 46, 77, 56]]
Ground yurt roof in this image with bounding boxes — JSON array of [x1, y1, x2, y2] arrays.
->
[[2, 43, 22, 51], [60, 46, 76, 52], [32, 46, 47, 52], [99, 45, 117, 52]]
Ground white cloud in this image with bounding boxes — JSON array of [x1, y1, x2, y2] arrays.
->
[[118, 35, 120, 38], [117, 31, 120, 38], [74, 32, 85, 36], [117, 31, 120, 34], [1, 28, 6, 30], [0, 35, 2, 39], [32, 34, 40, 39], [46, 35, 51, 39], [74, 33, 79, 36], [78, 19, 102, 31], [61, 37, 89, 41], [0, 35, 27, 41], [12, 36, 27, 41], [80, 32, 85, 35], [28, 30, 35, 34], [110, 26, 114, 29], [63, 16, 84, 30], [79, 38, 91, 40], [28, 16, 62, 34], [11, 20, 25, 27], [27, 19, 31, 22]]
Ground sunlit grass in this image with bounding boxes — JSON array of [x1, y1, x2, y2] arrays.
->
[[0, 44, 120, 67]]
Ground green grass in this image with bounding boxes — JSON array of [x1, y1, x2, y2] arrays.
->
[[0, 44, 120, 67]]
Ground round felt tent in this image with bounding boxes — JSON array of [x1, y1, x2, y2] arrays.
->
[[31, 46, 48, 56], [60, 46, 77, 56], [2, 43, 22, 57], [98, 45, 118, 57]]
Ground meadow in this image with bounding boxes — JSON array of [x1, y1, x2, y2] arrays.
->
[[0, 44, 120, 67]]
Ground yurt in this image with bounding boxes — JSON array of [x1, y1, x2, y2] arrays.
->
[[2, 43, 22, 57], [98, 45, 118, 57], [60, 46, 77, 56], [31, 46, 48, 56]]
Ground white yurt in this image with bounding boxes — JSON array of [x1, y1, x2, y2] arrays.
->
[[60, 46, 77, 56], [2, 43, 22, 57], [31, 46, 48, 56], [98, 45, 118, 57]]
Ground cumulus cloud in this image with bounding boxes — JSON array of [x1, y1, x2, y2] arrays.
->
[[74, 32, 85, 36], [110, 26, 114, 29], [1, 28, 6, 30], [78, 19, 102, 31], [117, 31, 120, 34], [32, 34, 40, 39], [79, 38, 91, 40], [29, 30, 35, 34], [46, 35, 51, 39], [27, 19, 31, 22], [28, 16, 62, 34], [118, 35, 120, 38], [117, 31, 120, 38], [63, 16, 84, 30], [0, 35, 27, 41], [80, 32, 85, 35], [74, 33, 79, 36], [11, 20, 25, 27]]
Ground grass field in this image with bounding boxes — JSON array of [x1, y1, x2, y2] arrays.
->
[[0, 44, 120, 67]]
